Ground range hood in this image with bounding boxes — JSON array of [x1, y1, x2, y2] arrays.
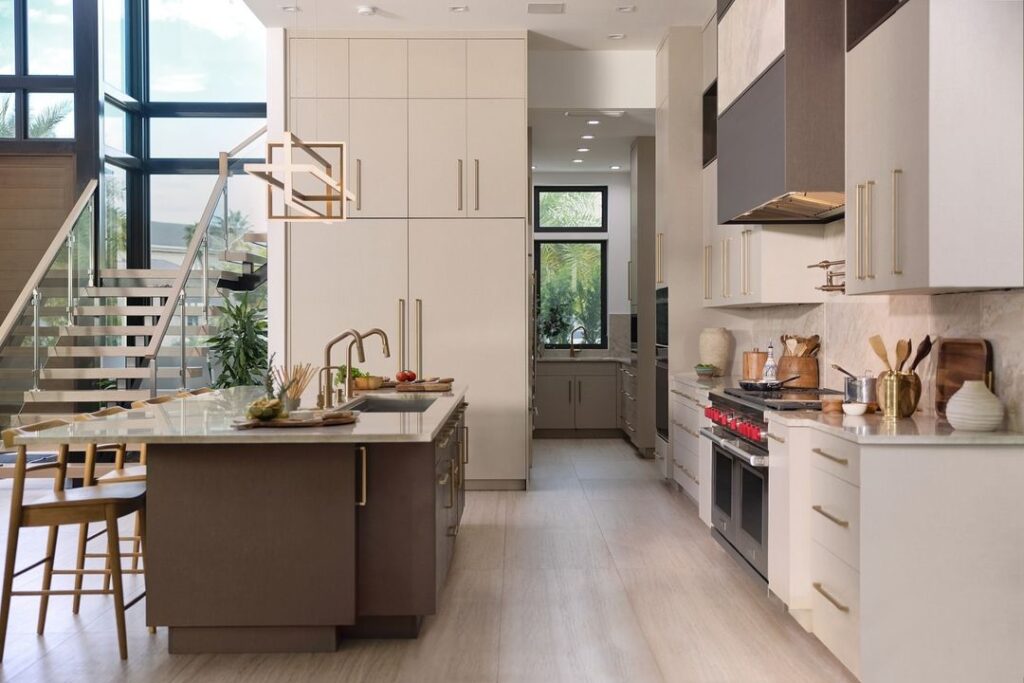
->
[[717, 1, 846, 225]]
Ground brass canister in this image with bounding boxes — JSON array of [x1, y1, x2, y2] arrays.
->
[[877, 371, 922, 419]]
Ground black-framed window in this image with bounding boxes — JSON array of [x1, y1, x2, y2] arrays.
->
[[534, 240, 608, 349], [534, 185, 608, 232]]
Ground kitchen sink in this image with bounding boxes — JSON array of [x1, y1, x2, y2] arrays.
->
[[344, 395, 437, 413]]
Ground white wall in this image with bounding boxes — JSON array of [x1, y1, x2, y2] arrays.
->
[[532, 171, 631, 315], [528, 50, 656, 110]]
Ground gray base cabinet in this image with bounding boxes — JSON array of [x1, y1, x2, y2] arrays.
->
[[534, 362, 619, 432]]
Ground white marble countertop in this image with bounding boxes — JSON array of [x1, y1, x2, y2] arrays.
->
[[14, 385, 469, 446], [672, 373, 739, 391], [537, 356, 632, 364], [768, 410, 1024, 446]]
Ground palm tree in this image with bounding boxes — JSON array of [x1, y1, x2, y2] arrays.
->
[[538, 242, 603, 345], [0, 96, 13, 138], [0, 95, 72, 139]]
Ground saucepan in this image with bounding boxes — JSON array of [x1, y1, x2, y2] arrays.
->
[[737, 375, 801, 392]]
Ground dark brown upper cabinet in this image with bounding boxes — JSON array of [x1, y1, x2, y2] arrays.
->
[[716, 0, 845, 224]]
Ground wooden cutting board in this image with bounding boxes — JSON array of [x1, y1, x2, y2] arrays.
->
[[934, 338, 993, 417], [396, 382, 452, 393]]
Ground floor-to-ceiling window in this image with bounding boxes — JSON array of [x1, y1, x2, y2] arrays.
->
[[100, 0, 266, 270]]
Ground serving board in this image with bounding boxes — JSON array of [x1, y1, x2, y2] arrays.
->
[[934, 338, 993, 417], [396, 382, 452, 393]]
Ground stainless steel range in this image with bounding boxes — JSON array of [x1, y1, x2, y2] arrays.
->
[[701, 387, 841, 580]]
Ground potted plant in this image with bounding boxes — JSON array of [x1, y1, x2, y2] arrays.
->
[[208, 291, 268, 389]]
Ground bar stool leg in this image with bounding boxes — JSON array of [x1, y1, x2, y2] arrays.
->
[[36, 525, 59, 635], [137, 505, 155, 635], [105, 507, 128, 660], [0, 521, 21, 661], [131, 514, 141, 571], [72, 522, 89, 614]]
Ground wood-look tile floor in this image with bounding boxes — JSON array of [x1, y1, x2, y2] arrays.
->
[[0, 439, 857, 682]]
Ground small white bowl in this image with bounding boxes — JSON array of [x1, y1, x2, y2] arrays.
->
[[842, 402, 867, 416]]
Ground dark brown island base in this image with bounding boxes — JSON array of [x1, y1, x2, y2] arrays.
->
[[17, 386, 468, 653]]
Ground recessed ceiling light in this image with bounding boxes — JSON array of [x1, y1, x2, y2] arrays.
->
[[577, 147, 590, 153], [572, 159, 584, 164], [587, 120, 600, 125], [527, 2, 565, 14], [280, 4, 301, 11], [607, 33, 626, 40], [531, 165, 536, 170], [356, 5, 376, 16], [610, 165, 622, 170], [449, 4, 469, 12], [581, 134, 594, 140], [615, 5, 636, 13]]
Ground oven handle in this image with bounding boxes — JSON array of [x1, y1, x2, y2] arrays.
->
[[699, 428, 769, 468]]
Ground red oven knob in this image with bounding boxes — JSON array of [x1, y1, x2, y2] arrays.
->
[[750, 426, 762, 441]]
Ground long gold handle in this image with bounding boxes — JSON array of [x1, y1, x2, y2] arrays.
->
[[856, 184, 865, 280], [415, 298, 423, 378], [703, 246, 710, 300], [741, 230, 751, 295], [812, 504, 850, 528], [357, 446, 368, 507], [474, 158, 480, 211], [865, 180, 875, 279], [627, 260, 633, 302], [449, 459, 456, 509], [463, 424, 469, 465], [356, 158, 362, 211], [398, 299, 406, 373], [577, 379, 582, 404], [457, 159, 464, 211], [812, 447, 848, 466], [720, 240, 726, 297], [766, 432, 786, 444], [892, 169, 902, 275], [656, 233, 664, 284], [813, 582, 850, 613]]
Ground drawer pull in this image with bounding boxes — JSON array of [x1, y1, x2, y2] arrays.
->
[[812, 447, 848, 466], [812, 504, 850, 528], [766, 432, 785, 444], [670, 389, 691, 400], [813, 582, 850, 613], [624, 392, 635, 401]]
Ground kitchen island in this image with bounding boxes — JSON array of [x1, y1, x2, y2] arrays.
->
[[15, 386, 470, 654]]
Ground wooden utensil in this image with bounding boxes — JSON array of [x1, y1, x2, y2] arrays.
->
[[894, 338, 911, 372], [869, 335, 892, 371], [786, 338, 799, 357], [831, 363, 857, 380], [794, 342, 808, 357], [909, 335, 932, 372], [934, 338, 993, 417]]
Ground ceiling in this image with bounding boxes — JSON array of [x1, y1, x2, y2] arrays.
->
[[244, 0, 712, 51], [529, 108, 654, 173]]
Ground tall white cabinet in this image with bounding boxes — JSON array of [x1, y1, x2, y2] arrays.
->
[[282, 33, 530, 487]]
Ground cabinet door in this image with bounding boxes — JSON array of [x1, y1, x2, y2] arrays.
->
[[717, 0, 785, 113], [735, 226, 759, 303], [288, 220, 408, 403], [467, 99, 527, 218], [349, 99, 408, 218], [349, 39, 407, 98], [467, 40, 526, 98], [574, 375, 617, 429], [533, 374, 575, 429], [409, 219, 527, 482], [409, 99, 467, 218], [315, 39, 350, 97], [409, 40, 466, 98], [289, 39, 316, 98]]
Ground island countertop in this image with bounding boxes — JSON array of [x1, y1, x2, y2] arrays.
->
[[14, 385, 469, 446]]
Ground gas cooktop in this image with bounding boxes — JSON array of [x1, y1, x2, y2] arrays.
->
[[722, 386, 843, 410]]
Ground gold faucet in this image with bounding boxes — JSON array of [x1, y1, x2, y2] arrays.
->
[[319, 329, 365, 409], [346, 328, 391, 398], [569, 325, 588, 358]]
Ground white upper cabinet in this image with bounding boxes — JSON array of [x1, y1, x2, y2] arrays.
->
[[467, 40, 526, 98], [846, 0, 1023, 294], [314, 39, 349, 97], [288, 39, 316, 98], [348, 99, 408, 217], [467, 99, 527, 218], [409, 99, 467, 218], [409, 40, 466, 98], [349, 39, 408, 98], [717, 0, 784, 114]]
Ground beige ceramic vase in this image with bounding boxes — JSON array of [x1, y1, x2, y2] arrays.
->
[[945, 380, 1004, 431]]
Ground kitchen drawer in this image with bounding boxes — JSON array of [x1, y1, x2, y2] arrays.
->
[[671, 413, 700, 457], [669, 386, 704, 410], [808, 432, 860, 486], [810, 542, 861, 678], [673, 448, 699, 500], [654, 436, 670, 478], [810, 467, 861, 570]]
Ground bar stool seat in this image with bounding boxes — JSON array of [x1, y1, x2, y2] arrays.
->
[[22, 483, 146, 525], [97, 465, 147, 484]]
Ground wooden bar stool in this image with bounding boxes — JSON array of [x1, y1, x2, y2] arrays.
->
[[0, 420, 147, 661]]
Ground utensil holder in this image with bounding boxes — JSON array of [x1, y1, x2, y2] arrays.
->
[[877, 371, 921, 419], [777, 357, 819, 389]]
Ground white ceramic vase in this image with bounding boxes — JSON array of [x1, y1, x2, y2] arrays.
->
[[945, 380, 1004, 432], [699, 327, 731, 377]]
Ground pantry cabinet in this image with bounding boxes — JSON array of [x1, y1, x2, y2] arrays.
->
[[408, 40, 466, 98], [467, 40, 526, 98], [349, 39, 408, 98], [348, 99, 408, 217], [409, 99, 467, 217], [466, 99, 528, 218], [845, 0, 1023, 293]]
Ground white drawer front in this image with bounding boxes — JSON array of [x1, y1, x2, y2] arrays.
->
[[809, 432, 860, 486], [810, 467, 861, 570], [811, 542, 861, 677]]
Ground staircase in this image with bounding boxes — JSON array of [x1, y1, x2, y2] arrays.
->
[[0, 128, 269, 428]]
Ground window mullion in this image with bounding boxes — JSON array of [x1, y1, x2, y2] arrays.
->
[[13, 0, 25, 76]]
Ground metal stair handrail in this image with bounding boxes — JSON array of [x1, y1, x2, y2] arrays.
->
[[144, 125, 268, 362], [0, 179, 98, 353]]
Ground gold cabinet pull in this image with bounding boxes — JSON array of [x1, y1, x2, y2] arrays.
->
[[627, 259, 633, 302], [766, 432, 785, 444], [355, 158, 363, 211], [449, 459, 457, 509], [813, 582, 850, 613], [812, 504, 850, 528], [447, 525, 458, 537], [703, 245, 711, 300], [463, 425, 469, 465], [473, 158, 480, 211], [856, 184, 865, 280], [457, 159, 464, 211], [812, 447, 848, 466], [397, 299, 406, 374], [357, 446, 368, 507], [892, 169, 903, 275], [415, 298, 423, 378], [656, 233, 664, 284], [865, 180, 875, 279]]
